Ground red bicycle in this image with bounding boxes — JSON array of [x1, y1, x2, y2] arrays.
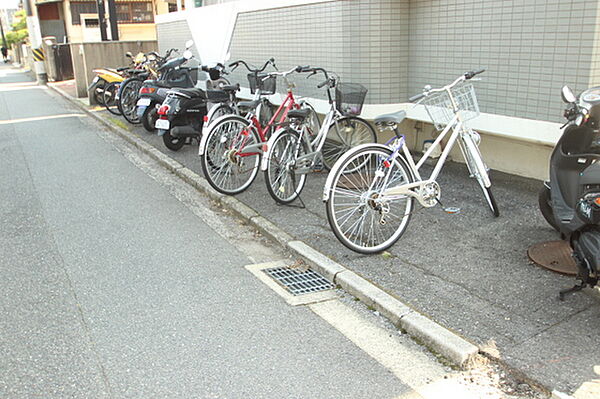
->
[[199, 64, 318, 195]]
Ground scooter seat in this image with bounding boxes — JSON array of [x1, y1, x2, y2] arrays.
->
[[168, 87, 206, 99], [374, 111, 406, 125]]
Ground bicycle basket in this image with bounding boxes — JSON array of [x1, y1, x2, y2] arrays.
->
[[247, 72, 277, 95], [335, 82, 367, 116], [421, 83, 480, 130]]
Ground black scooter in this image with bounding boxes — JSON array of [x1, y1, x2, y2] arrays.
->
[[136, 41, 198, 132], [155, 63, 238, 151], [539, 85, 600, 299]]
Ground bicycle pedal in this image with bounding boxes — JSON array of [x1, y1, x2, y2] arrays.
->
[[444, 207, 461, 215]]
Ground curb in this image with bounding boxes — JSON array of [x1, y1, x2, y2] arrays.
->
[[49, 83, 481, 367]]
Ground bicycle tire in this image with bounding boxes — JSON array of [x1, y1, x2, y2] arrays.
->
[[207, 103, 235, 126], [459, 131, 500, 217], [118, 78, 143, 124], [103, 81, 122, 115], [322, 116, 376, 170], [325, 145, 414, 254], [264, 128, 309, 204], [200, 116, 261, 195]]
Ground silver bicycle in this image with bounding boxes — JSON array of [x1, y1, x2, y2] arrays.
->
[[323, 69, 499, 254], [261, 66, 376, 204]]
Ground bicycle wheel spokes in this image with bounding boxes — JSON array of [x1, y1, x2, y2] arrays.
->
[[326, 146, 413, 253], [201, 119, 260, 195], [322, 116, 376, 170], [265, 129, 307, 204]]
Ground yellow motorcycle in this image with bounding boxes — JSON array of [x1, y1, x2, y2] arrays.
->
[[88, 52, 145, 106]]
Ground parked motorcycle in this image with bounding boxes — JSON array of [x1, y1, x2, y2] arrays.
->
[[155, 62, 238, 151], [136, 41, 198, 132], [539, 85, 600, 299], [87, 51, 144, 105]]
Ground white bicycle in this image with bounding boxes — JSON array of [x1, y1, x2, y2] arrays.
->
[[323, 69, 499, 254]]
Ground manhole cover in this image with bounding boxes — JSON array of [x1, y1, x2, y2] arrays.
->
[[528, 240, 578, 275], [264, 267, 335, 296]]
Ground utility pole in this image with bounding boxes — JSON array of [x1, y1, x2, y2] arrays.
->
[[0, 16, 7, 50], [23, 0, 47, 84], [96, 0, 108, 41], [106, 0, 119, 41]]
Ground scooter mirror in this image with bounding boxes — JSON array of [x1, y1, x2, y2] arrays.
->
[[125, 52, 133, 58], [562, 85, 577, 103], [185, 40, 194, 49], [183, 50, 193, 60]]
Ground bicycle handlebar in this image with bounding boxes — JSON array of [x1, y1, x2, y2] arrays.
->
[[409, 68, 485, 102], [228, 58, 276, 73]]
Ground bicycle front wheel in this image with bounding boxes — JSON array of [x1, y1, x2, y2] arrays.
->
[[325, 145, 414, 254], [200, 117, 261, 195], [322, 116, 376, 170], [265, 128, 309, 204], [459, 131, 500, 217]]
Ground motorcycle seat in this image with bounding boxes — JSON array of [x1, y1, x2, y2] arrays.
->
[[168, 87, 206, 99], [238, 99, 260, 110], [374, 111, 406, 125]]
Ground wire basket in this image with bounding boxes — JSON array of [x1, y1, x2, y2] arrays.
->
[[421, 83, 480, 130], [247, 72, 277, 95], [335, 82, 367, 116]]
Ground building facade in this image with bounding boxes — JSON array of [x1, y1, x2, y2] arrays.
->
[[155, 0, 600, 179]]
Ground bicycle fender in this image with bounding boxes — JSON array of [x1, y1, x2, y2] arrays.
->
[[198, 114, 249, 156], [260, 127, 289, 171], [322, 143, 391, 202], [201, 105, 231, 138]]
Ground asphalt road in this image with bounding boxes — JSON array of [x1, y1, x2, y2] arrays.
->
[[118, 84, 600, 394], [0, 67, 538, 398]]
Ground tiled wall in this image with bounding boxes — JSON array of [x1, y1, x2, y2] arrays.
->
[[407, 0, 597, 122], [156, 21, 199, 60], [227, 0, 410, 104], [158, 0, 600, 123]]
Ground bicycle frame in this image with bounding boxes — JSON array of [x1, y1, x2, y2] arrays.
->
[[379, 112, 466, 204], [238, 90, 298, 158]]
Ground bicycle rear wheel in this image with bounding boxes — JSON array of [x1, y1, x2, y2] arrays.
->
[[325, 145, 414, 254], [459, 130, 500, 217], [118, 78, 143, 124], [200, 117, 261, 195], [322, 116, 376, 170], [264, 128, 309, 204], [103, 82, 121, 115]]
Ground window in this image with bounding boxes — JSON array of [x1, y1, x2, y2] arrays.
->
[[115, 2, 154, 23], [70, 2, 98, 25], [71, 1, 154, 25]]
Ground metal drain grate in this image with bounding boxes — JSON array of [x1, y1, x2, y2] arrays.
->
[[264, 267, 335, 296]]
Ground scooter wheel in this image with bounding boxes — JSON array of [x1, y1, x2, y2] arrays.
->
[[163, 130, 185, 151], [142, 104, 158, 133], [538, 185, 560, 232]]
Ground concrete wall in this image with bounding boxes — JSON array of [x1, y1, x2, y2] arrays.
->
[[70, 40, 158, 98]]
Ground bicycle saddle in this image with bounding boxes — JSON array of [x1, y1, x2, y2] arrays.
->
[[206, 90, 230, 103], [287, 108, 311, 120], [221, 84, 240, 92], [374, 111, 407, 125], [238, 99, 260, 110]]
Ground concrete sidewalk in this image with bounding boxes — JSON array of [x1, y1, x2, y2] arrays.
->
[[49, 74, 600, 396]]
